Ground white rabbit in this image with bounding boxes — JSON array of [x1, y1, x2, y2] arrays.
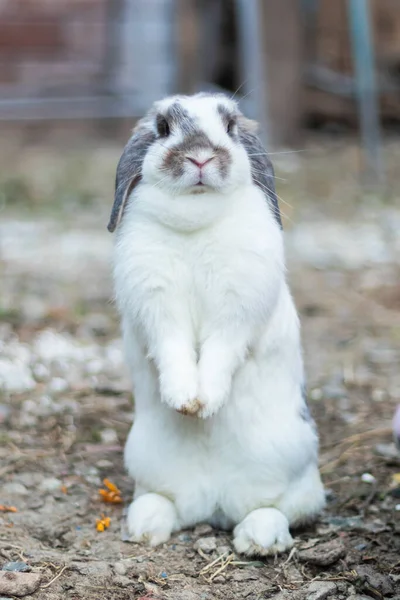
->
[[109, 93, 325, 556]]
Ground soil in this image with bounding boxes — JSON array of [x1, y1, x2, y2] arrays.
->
[[1, 139, 399, 600]]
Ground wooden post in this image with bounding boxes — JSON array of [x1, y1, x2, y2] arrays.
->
[[260, 0, 304, 147]]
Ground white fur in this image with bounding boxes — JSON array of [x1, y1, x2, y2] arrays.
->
[[112, 96, 325, 556]]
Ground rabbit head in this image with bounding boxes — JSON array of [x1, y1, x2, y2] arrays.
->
[[108, 93, 281, 232]]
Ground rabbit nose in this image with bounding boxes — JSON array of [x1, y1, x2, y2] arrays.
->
[[186, 156, 215, 168]]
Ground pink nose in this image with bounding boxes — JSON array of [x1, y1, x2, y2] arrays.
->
[[187, 156, 215, 168]]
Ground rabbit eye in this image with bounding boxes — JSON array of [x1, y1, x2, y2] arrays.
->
[[156, 115, 170, 138], [227, 118, 236, 135]]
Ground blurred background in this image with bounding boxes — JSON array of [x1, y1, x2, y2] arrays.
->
[[0, 3, 400, 591]]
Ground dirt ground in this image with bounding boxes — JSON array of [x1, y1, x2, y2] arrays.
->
[[0, 136, 400, 600]]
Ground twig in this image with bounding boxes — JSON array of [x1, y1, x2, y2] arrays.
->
[[283, 547, 297, 565], [199, 551, 229, 575], [208, 554, 235, 582], [321, 428, 392, 451], [40, 565, 68, 589]]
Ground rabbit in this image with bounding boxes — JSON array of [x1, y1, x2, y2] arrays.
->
[[108, 93, 325, 556]]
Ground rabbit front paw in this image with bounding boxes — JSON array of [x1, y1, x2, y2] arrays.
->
[[159, 362, 201, 415], [197, 367, 231, 419]]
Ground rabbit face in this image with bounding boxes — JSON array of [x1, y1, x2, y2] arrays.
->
[[141, 95, 253, 195], [108, 93, 281, 233]]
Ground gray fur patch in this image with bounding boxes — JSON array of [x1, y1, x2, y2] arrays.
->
[[238, 123, 282, 228], [300, 384, 317, 433], [165, 102, 197, 136], [217, 103, 233, 124], [108, 126, 156, 232]]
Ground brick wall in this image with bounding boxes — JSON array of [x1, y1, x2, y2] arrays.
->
[[0, 0, 109, 95]]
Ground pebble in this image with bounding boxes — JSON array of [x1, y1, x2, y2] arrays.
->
[[322, 384, 346, 400], [100, 428, 119, 444], [0, 572, 41, 597], [14, 472, 42, 488], [374, 443, 399, 461], [0, 404, 10, 424], [367, 347, 399, 366], [323, 515, 363, 530], [231, 570, 259, 582], [371, 389, 386, 402], [1, 564, 31, 573], [3, 482, 29, 496], [194, 536, 217, 554], [298, 539, 346, 566], [113, 562, 127, 576], [0, 360, 35, 393], [40, 477, 62, 492], [212, 575, 225, 583], [307, 581, 336, 600], [48, 377, 68, 393], [194, 524, 213, 536], [96, 459, 114, 469], [361, 473, 376, 484], [356, 566, 395, 597], [113, 575, 132, 588]]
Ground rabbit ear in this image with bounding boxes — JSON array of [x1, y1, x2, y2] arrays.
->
[[238, 117, 282, 229], [107, 124, 156, 233]]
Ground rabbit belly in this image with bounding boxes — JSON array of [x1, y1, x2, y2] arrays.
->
[[123, 322, 324, 530]]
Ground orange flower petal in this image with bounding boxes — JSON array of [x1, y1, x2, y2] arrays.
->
[[103, 479, 120, 493]]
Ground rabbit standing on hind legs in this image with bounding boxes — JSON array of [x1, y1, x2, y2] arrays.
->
[[109, 93, 325, 556]]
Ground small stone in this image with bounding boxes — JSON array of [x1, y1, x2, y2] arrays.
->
[[322, 384, 346, 400], [178, 533, 192, 542], [194, 524, 213, 536], [1, 564, 31, 573], [367, 347, 399, 366], [0, 404, 10, 424], [194, 536, 217, 554], [323, 515, 362, 530], [310, 388, 323, 401], [0, 572, 41, 597], [212, 575, 225, 583], [361, 473, 376, 484], [374, 443, 399, 461], [48, 377, 68, 393], [32, 363, 49, 382], [231, 569, 258, 582], [40, 477, 62, 492], [354, 543, 368, 551], [356, 566, 395, 597], [100, 428, 119, 444], [113, 562, 127, 576], [299, 539, 346, 566], [3, 482, 28, 496], [96, 459, 114, 469], [307, 581, 336, 600], [26, 497, 44, 510], [113, 575, 132, 588], [14, 472, 42, 488], [371, 389, 386, 402]]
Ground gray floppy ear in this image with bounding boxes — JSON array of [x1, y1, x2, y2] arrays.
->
[[238, 117, 282, 229], [107, 123, 156, 233]]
